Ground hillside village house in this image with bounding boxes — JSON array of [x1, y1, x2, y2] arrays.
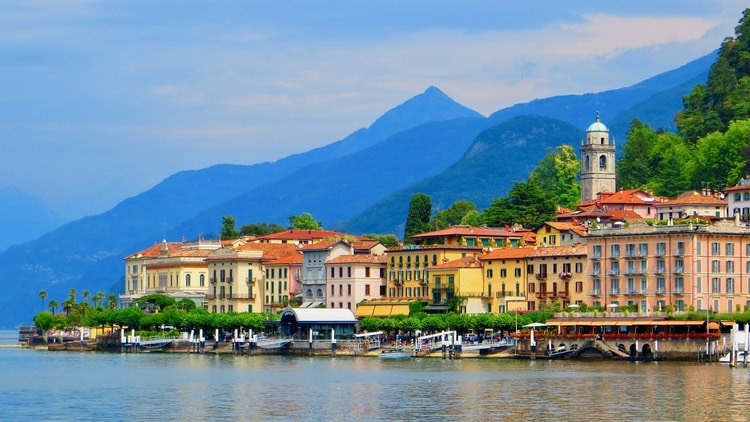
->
[[263, 252, 303, 314], [325, 254, 386, 312], [206, 242, 299, 313], [535, 221, 588, 247], [121, 238, 223, 309], [724, 177, 750, 222], [654, 190, 728, 221], [299, 239, 384, 308]]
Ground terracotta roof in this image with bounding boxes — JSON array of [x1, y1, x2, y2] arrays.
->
[[265, 252, 303, 266], [351, 240, 381, 251], [236, 243, 300, 259], [255, 229, 353, 242], [543, 221, 588, 237], [326, 254, 386, 264], [300, 239, 348, 251], [596, 189, 662, 205], [480, 248, 534, 260], [430, 255, 483, 269], [528, 244, 587, 258], [386, 245, 484, 252], [125, 241, 217, 259], [656, 191, 727, 206], [607, 209, 643, 221]]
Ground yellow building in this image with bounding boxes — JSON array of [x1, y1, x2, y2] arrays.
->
[[479, 248, 533, 313], [526, 244, 588, 311], [206, 243, 299, 313], [426, 255, 486, 313], [121, 238, 222, 308]]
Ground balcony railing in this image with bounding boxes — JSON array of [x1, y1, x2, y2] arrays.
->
[[655, 287, 666, 295], [535, 273, 547, 280], [589, 289, 602, 296], [207, 293, 256, 300]]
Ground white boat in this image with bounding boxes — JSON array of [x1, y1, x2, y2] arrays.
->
[[719, 351, 748, 364], [379, 349, 412, 360]]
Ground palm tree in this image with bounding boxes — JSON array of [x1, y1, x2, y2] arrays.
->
[[68, 288, 77, 303], [38, 290, 47, 311], [93, 291, 105, 308], [48, 300, 58, 315], [107, 294, 118, 309], [63, 299, 74, 315], [82, 290, 90, 305]]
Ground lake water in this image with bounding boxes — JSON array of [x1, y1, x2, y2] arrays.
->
[[1, 329, 749, 421]]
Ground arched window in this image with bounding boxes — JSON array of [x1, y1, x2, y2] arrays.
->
[[199, 274, 205, 287], [185, 274, 191, 287], [599, 155, 607, 169], [735, 193, 741, 201], [744, 192, 750, 201], [584, 155, 590, 171]]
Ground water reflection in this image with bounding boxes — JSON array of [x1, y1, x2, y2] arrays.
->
[[1, 343, 749, 421]]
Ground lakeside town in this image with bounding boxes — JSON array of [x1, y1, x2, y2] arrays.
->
[[21, 114, 750, 364]]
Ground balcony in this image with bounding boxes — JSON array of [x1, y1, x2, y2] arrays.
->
[[672, 288, 685, 295], [210, 277, 217, 284], [225, 277, 233, 284], [558, 272, 572, 279], [608, 270, 620, 276], [673, 267, 684, 274], [654, 267, 666, 274], [535, 273, 547, 280], [655, 288, 666, 295], [246, 277, 256, 284], [589, 289, 602, 296], [610, 289, 620, 296]]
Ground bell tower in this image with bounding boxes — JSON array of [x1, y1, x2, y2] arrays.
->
[[580, 112, 616, 202]]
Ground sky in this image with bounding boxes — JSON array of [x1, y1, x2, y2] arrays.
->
[[0, 1, 743, 220]]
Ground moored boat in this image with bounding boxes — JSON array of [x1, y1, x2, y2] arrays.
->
[[379, 349, 412, 360]]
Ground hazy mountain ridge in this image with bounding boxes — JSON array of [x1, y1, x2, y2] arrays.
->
[[0, 53, 715, 327]]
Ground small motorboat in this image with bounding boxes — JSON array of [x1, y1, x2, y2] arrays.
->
[[378, 349, 412, 360]]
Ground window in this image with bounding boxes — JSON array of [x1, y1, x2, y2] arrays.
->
[[514, 268, 522, 277], [592, 261, 601, 276], [727, 278, 735, 294], [592, 279, 601, 295], [592, 244, 602, 258], [711, 242, 720, 256], [365, 285, 370, 295], [727, 243, 735, 256], [712, 260, 720, 273], [528, 283, 535, 293], [365, 267, 371, 277], [639, 243, 648, 257], [185, 274, 191, 287], [610, 244, 620, 258], [575, 262, 583, 273], [200, 274, 205, 287], [712, 277, 721, 294], [656, 278, 665, 294], [500, 268, 507, 278], [727, 261, 735, 273], [487, 269, 494, 279], [576, 281, 583, 293], [610, 279, 619, 295]]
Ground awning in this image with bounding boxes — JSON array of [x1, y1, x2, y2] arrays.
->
[[372, 305, 393, 317], [390, 304, 410, 316], [707, 322, 720, 330], [354, 304, 375, 318]]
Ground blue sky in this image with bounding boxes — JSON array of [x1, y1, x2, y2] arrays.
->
[[0, 1, 742, 220]]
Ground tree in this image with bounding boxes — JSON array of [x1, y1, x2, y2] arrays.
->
[[239, 222, 286, 236], [107, 294, 118, 309], [617, 119, 658, 189], [288, 212, 322, 230], [404, 193, 432, 242], [428, 200, 477, 230], [361, 233, 400, 248], [221, 215, 240, 239], [93, 291, 105, 308], [48, 299, 58, 315], [528, 145, 580, 209], [481, 180, 556, 230], [68, 288, 77, 303], [82, 290, 90, 305], [38, 290, 47, 311], [33, 311, 55, 344]]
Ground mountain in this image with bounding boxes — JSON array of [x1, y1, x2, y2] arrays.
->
[[0, 186, 63, 252], [0, 53, 716, 328], [0, 87, 482, 328], [487, 51, 716, 141], [331, 116, 583, 234]]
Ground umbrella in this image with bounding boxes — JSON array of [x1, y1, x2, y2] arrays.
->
[[568, 304, 580, 309], [608, 304, 619, 308], [524, 322, 547, 328]]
